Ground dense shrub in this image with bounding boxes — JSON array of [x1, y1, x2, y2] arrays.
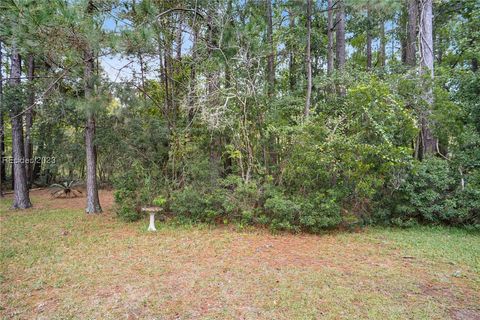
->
[[169, 186, 214, 222], [264, 192, 300, 231], [297, 192, 343, 232], [112, 163, 165, 222], [113, 169, 142, 221], [388, 158, 480, 227]]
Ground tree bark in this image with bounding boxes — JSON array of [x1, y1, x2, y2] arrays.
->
[[175, 15, 182, 61], [138, 53, 146, 101], [335, 0, 346, 96], [305, 0, 312, 117], [0, 40, 4, 197], [418, 0, 437, 158], [266, 0, 275, 96], [9, 47, 32, 209], [366, 5, 372, 71], [188, 26, 198, 122], [335, 0, 346, 71], [84, 48, 102, 213], [400, 3, 407, 64], [207, 9, 222, 180], [379, 20, 386, 68], [327, 0, 334, 75], [25, 54, 35, 188], [288, 10, 296, 91], [406, 0, 418, 67]]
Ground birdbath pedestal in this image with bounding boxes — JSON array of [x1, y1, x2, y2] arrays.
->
[[141, 207, 162, 232]]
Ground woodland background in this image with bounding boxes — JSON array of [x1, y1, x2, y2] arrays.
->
[[0, 0, 479, 230]]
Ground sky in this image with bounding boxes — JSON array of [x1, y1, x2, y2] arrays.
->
[[100, 14, 193, 83]]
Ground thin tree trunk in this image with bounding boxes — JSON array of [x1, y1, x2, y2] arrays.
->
[[335, 0, 346, 96], [266, 0, 275, 96], [139, 53, 146, 101], [164, 45, 173, 129], [379, 20, 386, 68], [335, 0, 346, 71], [406, 0, 418, 67], [9, 46, 32, 209], [288, 10, 296, 91], [207, 10, 222, 180], [327, 0, 334, 75], [175, 15, 182, 61], [418, 0, 437, 158], [84, 48, 102, 213], [0, 40, 4, 197], [25, 54, 35, 188], [188, 26, 198, 122], [168, 37, 177, 124], [305, 0, 312, 117], [400, 3, 407, 64]]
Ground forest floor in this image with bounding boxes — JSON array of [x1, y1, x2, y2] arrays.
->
[[1, 190, 479, 320]]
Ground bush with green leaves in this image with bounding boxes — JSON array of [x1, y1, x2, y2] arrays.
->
[[264, 191, 300, 231], [112, 162, 165, 222], [113, 169, 141, 222], [389, 158, 480, 227], [169, 186, 214, 222], [279, 78, 416, 228], [169, 175, 260, 224]]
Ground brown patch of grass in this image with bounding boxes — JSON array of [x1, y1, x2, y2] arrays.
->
[[1, 190, 479, 319]]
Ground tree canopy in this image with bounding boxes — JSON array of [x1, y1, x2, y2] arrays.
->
[[0, 0, 479, 229]]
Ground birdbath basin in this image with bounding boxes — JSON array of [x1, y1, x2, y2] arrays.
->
[[141, 206, 162, 231]]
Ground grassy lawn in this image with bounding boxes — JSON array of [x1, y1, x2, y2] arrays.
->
[[1, 191, 479, 319]]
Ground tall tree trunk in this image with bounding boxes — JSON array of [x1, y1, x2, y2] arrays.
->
[[84, 48, 102, 213], [207, 10, 222, 180], [266, 0, 275, 96], [406, 0, 418, 67], [9, 46, 32, 209], [327, 0, 334, 75], [0, 40, 4, 197], [288, 10, 296, 91], [304, 0, 312, 117], [366, 5, 372, 71], [335, 0, 346, 96], [188, 26, 198, 122], [138, 53, 146, 101], [400, 3, 407, 64], [379, 20, 386, 68], [175, 15, 182, 61], [168, 35, 177, 124], [335, 0, 346, 71], [25, 54, 35, 188], [418, 0, 437, 159]]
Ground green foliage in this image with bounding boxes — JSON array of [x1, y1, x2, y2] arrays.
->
[[112, 167, 141, 222], [152, 195, 167, 207], [389, 158, 480, 227], [264, 191, 300, 231], [4, 0, 478, 232], [298, 192, 343, 232], [49, 180, 82, 198], [113, 187, 140, 222], [169, 186, 211, 222]]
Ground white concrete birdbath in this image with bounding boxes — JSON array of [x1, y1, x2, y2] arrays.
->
[[141, 207, 162, 232]]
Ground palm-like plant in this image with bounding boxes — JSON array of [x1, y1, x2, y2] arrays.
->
[[49, 181, 83, 198]]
